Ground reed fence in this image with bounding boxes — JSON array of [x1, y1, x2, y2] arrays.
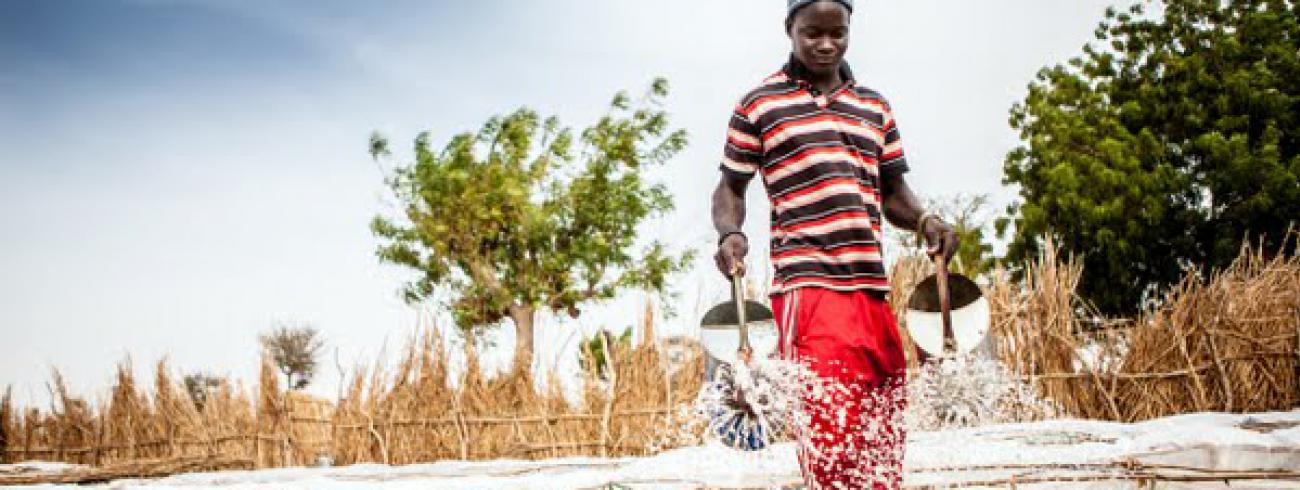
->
[[1, 327, 708, 470], [3, 237, 1297, 476], [887, 237, 1299, 422]]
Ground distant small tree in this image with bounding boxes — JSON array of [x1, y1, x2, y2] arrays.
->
[[259, 323, 325, 390], [182, 372, 225, 411]]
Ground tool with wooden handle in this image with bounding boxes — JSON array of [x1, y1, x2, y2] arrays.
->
[[905, 254, 991, 360], [733, 273, 753, 362], [698, 270, 781, 450], [936, 254, 955, 353], [700, 270, 775, 366]]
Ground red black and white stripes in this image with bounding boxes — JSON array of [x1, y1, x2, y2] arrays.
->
[[720, 59, 909, 295]]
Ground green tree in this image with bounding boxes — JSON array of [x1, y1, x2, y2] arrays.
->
[[368, 78, 693, 371], [1000, 0, 1300, 314]]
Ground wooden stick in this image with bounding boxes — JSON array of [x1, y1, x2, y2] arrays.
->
[[1172, 308, 1210, 411], [1206, 324, 1234, 412], [0, 455, 253, 485], [452, 397, 468, 460], [598, 331, 616, 459]]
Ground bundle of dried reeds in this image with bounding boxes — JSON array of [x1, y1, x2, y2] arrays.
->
[[0, 387, 11, 463], [988, 235, 1300, 421], [314, 326, 705, 466], [3, 238, 1296, 470]]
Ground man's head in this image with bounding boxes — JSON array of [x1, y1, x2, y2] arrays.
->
[[785, 0, 852, 78]]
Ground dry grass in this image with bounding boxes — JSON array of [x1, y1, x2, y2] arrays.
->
[[323, 328, 707, 465], [1, 358, 263, 468], [986, 236, 1300, 421], [1, 331, 704, 470], [0, 387, 11, 454], [2, 238, 1297, 471]]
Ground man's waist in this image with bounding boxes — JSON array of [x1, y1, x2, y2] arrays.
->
[[770, 282, 890, 302], [770, 274, 890, 299]]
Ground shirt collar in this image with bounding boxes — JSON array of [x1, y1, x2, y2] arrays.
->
[[781, 53, 856, 90]]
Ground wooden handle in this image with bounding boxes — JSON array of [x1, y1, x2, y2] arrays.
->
[[732, 273, 752, 358], [935, 253, 955, 354]]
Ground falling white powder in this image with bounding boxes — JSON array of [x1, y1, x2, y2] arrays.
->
[[904, 351, 1059, 431]]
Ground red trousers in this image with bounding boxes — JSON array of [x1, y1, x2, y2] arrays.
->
[[772, 287, 908, 490]]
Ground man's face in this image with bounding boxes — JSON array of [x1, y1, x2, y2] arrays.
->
[[787, 2, 850, 78]]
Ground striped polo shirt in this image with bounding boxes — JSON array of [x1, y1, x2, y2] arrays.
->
[[720, 57, 909, 295]]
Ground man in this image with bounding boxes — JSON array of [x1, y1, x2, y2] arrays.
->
[[711, 0, 959, 488]]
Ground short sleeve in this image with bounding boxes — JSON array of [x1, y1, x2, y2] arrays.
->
[[719, 103, 762, 181], [879, 100, 910, 178]]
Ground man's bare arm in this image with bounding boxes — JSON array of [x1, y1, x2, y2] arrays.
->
[[712, 173, 750, 276], [880, 172, 958, 260]]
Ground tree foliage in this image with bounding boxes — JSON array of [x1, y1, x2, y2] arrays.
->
[[368, 78, 693, 368], [259, 323, 324, 390], [1000, 0, 1300, 314]]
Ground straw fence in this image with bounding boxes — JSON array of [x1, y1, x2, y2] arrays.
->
[[2, 237, 1297, 475], [888, 236, 1300, 422], [990, 238, 1299, 421], [1, 329, 707, 471]]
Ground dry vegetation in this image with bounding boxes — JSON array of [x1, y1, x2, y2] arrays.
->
[[2, 237, 1297, 474], [1, 316, 706, 471], [982, 238, 1300, 421]]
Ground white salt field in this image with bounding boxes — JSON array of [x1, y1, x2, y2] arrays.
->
[[8, 353, 1299, 489], [6, 410, 1298, 489]]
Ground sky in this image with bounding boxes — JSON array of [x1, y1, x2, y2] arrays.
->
[[0, 0, 1122, 408]]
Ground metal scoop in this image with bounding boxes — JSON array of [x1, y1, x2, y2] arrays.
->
[[698, 272, 780, 450], [905, 254, 991, 359], [700, 275, 776, 366]]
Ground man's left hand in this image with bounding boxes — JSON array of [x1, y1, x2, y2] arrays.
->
[[922, 218, 959, 263]]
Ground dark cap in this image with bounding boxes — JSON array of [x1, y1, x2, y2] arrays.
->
[[787, 0, 854, 17]]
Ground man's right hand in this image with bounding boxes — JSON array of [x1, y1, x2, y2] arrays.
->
[[714, 233, 748, 278]]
